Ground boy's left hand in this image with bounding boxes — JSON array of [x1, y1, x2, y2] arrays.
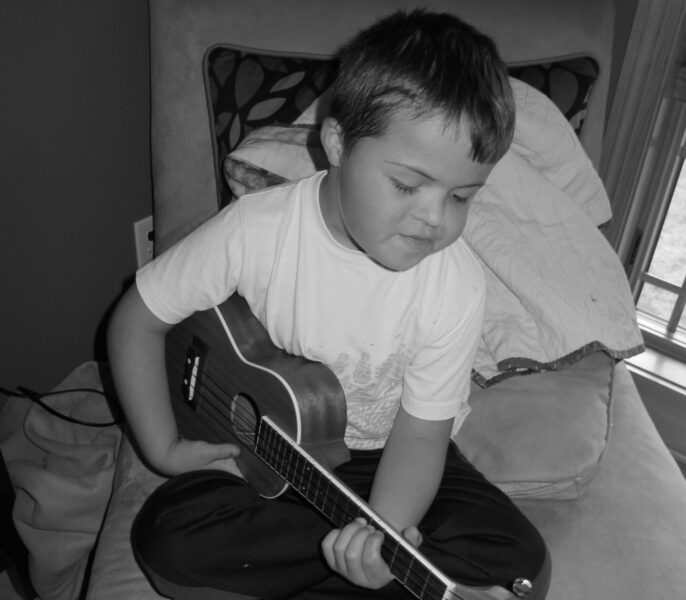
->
[[321, 518, 422, 589]]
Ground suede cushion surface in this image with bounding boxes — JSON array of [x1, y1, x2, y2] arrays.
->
[[82, 365, 686, 600], [517, 363, 686, 599], [455, 352, 614, 499]]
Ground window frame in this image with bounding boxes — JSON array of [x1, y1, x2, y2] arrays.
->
[[600, 0, 686, 363], [629, 97, 686, 362]]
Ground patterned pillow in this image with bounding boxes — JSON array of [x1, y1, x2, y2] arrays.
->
[[206, 48, 336, 206], [508, 58, 599, 134], [205, 47, 598, 205]]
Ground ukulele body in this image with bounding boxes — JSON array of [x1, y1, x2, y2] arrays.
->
[[165, 293, 350, 498]]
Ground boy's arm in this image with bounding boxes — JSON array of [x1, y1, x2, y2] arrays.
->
[[369, 405, 453, 529], [107, 283, 241, 476], [321, 406, 452, 589]]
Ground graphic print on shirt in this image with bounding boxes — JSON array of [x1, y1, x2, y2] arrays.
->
[[330, 345, 411, 449]]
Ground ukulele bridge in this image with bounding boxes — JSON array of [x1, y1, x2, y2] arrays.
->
[[182, 336, 208, 409]]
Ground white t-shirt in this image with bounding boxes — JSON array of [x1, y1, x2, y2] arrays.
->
[[137, 172, 485, 449]]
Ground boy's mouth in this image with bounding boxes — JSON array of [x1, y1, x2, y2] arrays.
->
[[399, 233, 437, 246]]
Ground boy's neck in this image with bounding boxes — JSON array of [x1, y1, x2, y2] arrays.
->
[[318, 168, 356, 252]]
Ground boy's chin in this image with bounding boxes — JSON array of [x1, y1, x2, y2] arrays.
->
[[359, 237, 440, 272], [367, 252, 424, 272]]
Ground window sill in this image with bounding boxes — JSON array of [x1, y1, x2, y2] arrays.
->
[[626, 346, 686, 391], [626, 347, 686, 468]]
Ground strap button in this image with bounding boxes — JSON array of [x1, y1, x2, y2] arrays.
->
[[512, 577, 533, 596]]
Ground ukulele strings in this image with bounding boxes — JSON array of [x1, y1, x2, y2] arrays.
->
[[167, 343, 450, 600], [166, 342, 452, 600], [254, 423, 453, 600]]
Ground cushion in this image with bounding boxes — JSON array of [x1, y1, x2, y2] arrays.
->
[[508, 58, 598, 134], [455, 351, 615, 499], [0, 362, 122, 600], [86, 436, 166, 600]]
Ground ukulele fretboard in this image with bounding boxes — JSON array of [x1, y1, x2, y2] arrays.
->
[[255, 417, 458, 600]]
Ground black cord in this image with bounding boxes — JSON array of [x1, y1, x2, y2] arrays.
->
[[0, 385, 122, 428]]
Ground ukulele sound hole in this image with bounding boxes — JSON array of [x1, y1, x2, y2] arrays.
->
[[230, 393, 259, 445]]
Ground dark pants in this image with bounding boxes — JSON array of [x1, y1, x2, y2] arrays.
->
[[132, 444, 550, 599]]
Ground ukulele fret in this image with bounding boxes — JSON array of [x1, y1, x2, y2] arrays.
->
[[381, 540, 428, 596], [384, 541, 401, 579]]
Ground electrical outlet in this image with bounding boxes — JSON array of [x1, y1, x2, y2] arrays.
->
[[133, 215, 154, 267]]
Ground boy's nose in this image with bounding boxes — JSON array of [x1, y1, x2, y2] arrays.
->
[[415, 193, 446, 228]]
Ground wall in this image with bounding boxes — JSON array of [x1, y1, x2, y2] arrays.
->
[[0, 0, 151, 392]]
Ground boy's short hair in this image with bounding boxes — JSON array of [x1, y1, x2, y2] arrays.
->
[[329, 10, 515, 163]]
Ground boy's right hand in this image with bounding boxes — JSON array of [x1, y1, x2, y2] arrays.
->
[[155, 437, 242, 476], [107, 283, 243, 478]]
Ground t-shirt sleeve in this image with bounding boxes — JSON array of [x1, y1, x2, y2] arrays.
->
[[401, 247, 485, 434], [136, 202, 244, 324]]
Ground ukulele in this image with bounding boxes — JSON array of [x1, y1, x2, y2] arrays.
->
[[165, 294, 526, 600]]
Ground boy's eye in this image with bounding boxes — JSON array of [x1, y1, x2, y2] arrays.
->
[[391, 179, 418, 195], [452, 193, 469, 204]]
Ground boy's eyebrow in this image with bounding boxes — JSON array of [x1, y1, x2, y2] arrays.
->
[[386, 161, 485, 189]]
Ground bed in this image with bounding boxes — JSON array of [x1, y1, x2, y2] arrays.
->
[[76, 1, 686, 599]]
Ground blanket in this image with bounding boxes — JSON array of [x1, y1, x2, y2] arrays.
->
[[463, 81, 644, 383], [223, 79, 644, 384], [0, 362, 122, 600]]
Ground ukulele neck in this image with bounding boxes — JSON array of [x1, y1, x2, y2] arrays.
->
[[255, 416, 457, 600]]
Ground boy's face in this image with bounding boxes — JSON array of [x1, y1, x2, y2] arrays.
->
[[320, 112, 494, 271]]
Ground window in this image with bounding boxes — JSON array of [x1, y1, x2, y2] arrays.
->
[[600, 0, 686, 364], [624, 55, 686, 363], [634, 143, 686, 360]]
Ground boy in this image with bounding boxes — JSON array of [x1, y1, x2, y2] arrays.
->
[[108, 10, 550, 600]]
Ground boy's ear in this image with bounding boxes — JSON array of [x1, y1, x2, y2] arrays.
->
[[320, 117, 345, 167]]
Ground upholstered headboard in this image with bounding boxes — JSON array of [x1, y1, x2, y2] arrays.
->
[[149, 0, 615, 254]]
